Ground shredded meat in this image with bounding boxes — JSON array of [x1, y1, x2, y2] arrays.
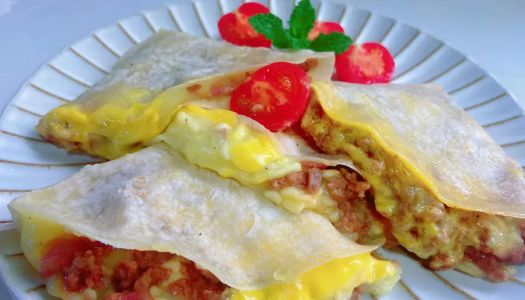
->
[[63, 247, 108, 292], [267, 162, 325, 193], [168, 260, 226, 300]]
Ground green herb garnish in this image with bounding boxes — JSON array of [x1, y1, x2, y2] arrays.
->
[[309, 32, 352, 53], [249, 0, 352, 54]]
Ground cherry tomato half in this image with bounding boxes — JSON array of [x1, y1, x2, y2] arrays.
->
[[40, 235, 103, 278], [335, 42, 395, 84], [230, 62, 310, 132], [307, 21, 345, 41], [218, 2, 271, 48]]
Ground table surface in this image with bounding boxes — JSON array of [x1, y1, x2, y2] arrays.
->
[[1, 0, 524, 298]]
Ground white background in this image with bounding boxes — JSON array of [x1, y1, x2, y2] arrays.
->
[[0, 0, 524, 298]]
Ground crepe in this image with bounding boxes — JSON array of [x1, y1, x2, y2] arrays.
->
[[9, 144, 400, 299], [301, 81, 525, 279], [37, 30, 334, 159]]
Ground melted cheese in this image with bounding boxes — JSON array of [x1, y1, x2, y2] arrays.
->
[[38, 81, 232, 159], [161, 105, 301, 184], [40, 86, 163, 159], [17, 212, 67, 268], [230, 253, 400, 300]]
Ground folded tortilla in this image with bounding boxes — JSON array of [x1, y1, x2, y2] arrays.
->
[[304, 81, 525, 217], [301, 81, 525, 278], [9, 144, 399, 299], [37, 31, 334, 159], [152, 103, 392, 246]]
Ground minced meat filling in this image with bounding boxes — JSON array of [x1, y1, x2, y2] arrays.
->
[[301, 100, 525, 280], [167, 260, 227, 299], [44, 235, 226, 299], [267, 162, 325, 194], [267, 162, 390, 245]]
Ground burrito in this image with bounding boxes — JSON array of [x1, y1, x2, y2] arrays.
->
[[9, 145, 400, 300], [300, 81, 525, 281], [37, 31, 334, 159]]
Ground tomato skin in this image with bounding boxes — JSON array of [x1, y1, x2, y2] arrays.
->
[[307, 21, 345, 41], [335, 42, 395, 84], [40, 235, 102, 279], [237, 2, 268, 15], [218, 2, 271, 47], [230, 62, 310, 132]]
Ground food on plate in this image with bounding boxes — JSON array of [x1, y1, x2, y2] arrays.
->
[[300, 81, 525, 281], [334, 43, 395, 84], [21, 0, 524, 291], [9, 145, 400, 299], [247, 0, 352, 55], [244, 0, 394, 83], [218, 2, 271, 47], [307, 21, 345, 41], [37, 31, 334, 159], [158, 104, 386, 244], [229, 62, 311, 132]]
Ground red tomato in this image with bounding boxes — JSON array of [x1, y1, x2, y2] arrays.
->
[[218, 2, 271, 47], [40, 235, 102, 279], [230, 62, 310, 132], [307, 21, 345, 41], [335, 42, 395, 84]]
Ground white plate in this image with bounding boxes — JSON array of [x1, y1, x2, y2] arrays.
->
[[0, 0, 524, 299]]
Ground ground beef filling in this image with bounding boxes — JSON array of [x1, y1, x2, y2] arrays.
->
[[109, 251, 174, 299], [301, 100, 525, 280], [63, 246, 109, 292], [167, 260, 227, 299], [43, 235, 226, 299], [267, 162, 325, 194], [267, 162, 393, 245]]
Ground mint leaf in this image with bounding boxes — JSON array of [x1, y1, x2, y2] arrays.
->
[[309, 32, 353, 54], [286, 31, 311, 49], [288, 0, 316, 40], [249, 14, 289, 48], [249, 1, 353, 55]]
